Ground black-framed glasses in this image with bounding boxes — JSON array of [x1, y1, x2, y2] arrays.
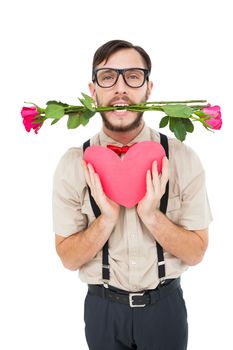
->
[[92, 68, 149, 88]]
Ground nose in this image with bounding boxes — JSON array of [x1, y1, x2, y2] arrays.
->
[[113, 73, 128, 94]]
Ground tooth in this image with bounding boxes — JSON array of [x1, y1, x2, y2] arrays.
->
[[113, 104, 129, 107]]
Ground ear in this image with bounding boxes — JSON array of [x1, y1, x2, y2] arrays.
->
[[146, 81, 153, 100], [88, 82, 96, 101]]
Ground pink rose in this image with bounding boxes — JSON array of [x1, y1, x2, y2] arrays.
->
[[21, 106, 42, 134], [202, 105, 222, 130]]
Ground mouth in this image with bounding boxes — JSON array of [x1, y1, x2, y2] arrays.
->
[[112, 103, 129, 114]]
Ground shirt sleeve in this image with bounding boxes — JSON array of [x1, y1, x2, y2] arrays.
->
[[52, 148, 88, 237], [174, 142, 213, 231]]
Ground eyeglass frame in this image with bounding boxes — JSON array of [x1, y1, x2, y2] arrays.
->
[[92, 67, 150, 88]]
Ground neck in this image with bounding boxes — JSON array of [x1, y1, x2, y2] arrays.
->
[[102, 121, 145, 145]]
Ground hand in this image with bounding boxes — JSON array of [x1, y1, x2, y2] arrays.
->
[[137, 157, 169, 220], [82, 160, 120, 224]]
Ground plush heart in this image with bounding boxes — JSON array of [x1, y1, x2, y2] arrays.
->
[[83, 141, 166, 208]]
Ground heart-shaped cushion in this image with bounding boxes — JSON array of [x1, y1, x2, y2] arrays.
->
[[83, 141, 165, 208]]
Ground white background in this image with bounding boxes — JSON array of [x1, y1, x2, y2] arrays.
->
[[0, 0, 232, 349]]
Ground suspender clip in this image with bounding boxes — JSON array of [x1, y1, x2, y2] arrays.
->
[[103, 281, 109, 289]]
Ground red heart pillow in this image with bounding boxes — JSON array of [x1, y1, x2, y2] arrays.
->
[[83, 141, 165, 208]]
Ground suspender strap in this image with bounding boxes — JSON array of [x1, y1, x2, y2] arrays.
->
[[83, 140, 110, 281], [102, 242, 110, 280], [83, 140, 101, 217], [159, 133, 169, 213], [157, 133, 169, 280]]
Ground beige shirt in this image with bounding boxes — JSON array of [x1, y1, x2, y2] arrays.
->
[[53, 124, 212, 291]]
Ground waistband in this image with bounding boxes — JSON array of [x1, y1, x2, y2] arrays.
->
[[88, 278, 180, 308]]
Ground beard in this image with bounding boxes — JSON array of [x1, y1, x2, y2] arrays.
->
[[96, 95, 146, 132], [100, 111, 144, 132]]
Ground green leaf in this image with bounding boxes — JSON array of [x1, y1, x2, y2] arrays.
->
[[45, 104, 65, 119], [162, 104, 193, 118], [81, 93, 95, 104], [79, 93, 95, 111], [171, 118, 187, 141], [80, 116, 89, 126], [51, 119, 60, 125], [67, 114, 82, 129], [67, 110, 96, 129], [181, 118, 194, 133], [46, 100, 69, 107], [81, 110, 96, 126], [169, 117, 175, 132], [159, 115, 169, 128]]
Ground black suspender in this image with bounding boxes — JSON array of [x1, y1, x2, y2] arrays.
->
[[82, 133, 169, 285], [83, 140, 102, 217], [157, 133, 169, 281], [83, 140, 110, 281]]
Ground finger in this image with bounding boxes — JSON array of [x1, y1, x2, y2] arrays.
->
[[94, 172, 104, 195], [146, 169, 154, 194], [152, 160, 158, 176], [82, 160, 92, 188], [88, 163, 96, 188], [160, 157, 169, 192], [152, 160, 160, 189]]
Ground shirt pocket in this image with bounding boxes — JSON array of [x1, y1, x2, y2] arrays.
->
[[166, 196, 181, 223]]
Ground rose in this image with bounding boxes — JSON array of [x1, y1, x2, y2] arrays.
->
[[21, 106, 43, 134], [202, 105, 222, 130]]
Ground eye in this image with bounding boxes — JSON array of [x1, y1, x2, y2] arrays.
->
[[102, 75, 114, 81], [128, 74, 138, 80], [97, 70, 117, 82], [126, 70, 144, 81]]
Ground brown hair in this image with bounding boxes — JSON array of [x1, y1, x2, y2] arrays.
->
[[92, 39, 152, 77]]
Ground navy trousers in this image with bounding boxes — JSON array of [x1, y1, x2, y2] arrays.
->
[[84, 283, 188, 350]]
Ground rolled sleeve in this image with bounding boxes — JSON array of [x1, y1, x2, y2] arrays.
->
[[180, 170, 213, 230], [170, 140, 213, 231], [52, 148, 87, 237]]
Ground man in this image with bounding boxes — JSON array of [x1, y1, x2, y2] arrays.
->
[[53, 40, 212, 350]]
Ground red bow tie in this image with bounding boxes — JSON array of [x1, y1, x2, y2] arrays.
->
[[107, 144, 136, 156]]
